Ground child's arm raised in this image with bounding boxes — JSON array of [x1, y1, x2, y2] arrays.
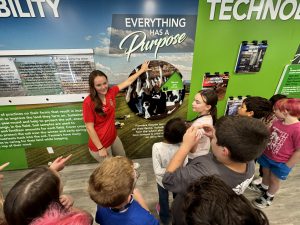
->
[[166, 126, 200, 173], [133, 188, 149, 211]]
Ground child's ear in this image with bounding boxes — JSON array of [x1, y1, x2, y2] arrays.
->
[[248, 110, 254, 117], [206, 104, 212, 112], [223, 147, 230, 156]]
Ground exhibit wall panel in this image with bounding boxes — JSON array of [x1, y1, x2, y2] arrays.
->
[[0, 0, 199, 169], [187, 1, 300, 119]]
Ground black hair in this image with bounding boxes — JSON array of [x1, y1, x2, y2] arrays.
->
[[164, 117, 187, 144]]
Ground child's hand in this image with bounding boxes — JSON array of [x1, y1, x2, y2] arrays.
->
[[60, 194, 74, 210], [200, 124, 215, 139], [50, 155, 72, 172], [182, 126, 201, 150], [196, 128, 205, 138], [0, 162, 10, 182]]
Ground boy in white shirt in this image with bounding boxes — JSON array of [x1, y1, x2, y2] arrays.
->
[[152, 117, 187, 225]]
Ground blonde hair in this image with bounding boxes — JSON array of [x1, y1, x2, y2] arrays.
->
[[88, 156, 135, 207]]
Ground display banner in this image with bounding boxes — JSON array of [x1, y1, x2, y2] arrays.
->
[[0, 49, 94, 105], [0, 0, 198, 170], [275, 64, 300, 98]]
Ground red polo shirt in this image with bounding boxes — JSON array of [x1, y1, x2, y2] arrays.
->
[[82, 86, 119, 151]]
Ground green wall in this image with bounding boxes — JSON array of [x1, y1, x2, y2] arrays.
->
[[188, 1, 300, 120]]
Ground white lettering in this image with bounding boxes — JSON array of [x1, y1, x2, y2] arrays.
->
[[207, 0, 300, 20], [247, 0, 264, 20], [123, 17, 186, 28], [220, 0, 233, 20], [0, 0, 10, 17], [232, 0, 248, 20], [46, 0, 59, 17], [119, 31, 187, 61], [279, 0, 297, 20], [262, 0, 281, 20], [0, 0, 60, 17], [208, 0, 221, 20]]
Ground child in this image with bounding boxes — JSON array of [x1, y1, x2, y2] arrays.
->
[[88, 156, 159, 225], [237, 96, 273, 189], [237, 96, 272, 119], [183, 176, 269, 225], [152, 117, 187, 225], [4, 156, 74, 225], [188, 89, 218, 160], [251, 94, 287, 186], [162, 116, 269, 225], [261, 94, 287, 128], [29, 203, 93, 225], [253, 98, 300, 208], [0, 162, 9, 225]]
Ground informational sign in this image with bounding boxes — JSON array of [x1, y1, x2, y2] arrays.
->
[[235, 41, 268, 73], [0, 49, 94, 105], [275, 64, 300, 98], [126, 60, 185, 120], [224, 96, 246, 116], [202, 72, 229, 100]]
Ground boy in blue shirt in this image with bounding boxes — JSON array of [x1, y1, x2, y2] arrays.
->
[[88, 156, 159, 225]]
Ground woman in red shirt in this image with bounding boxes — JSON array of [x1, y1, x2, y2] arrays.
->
[[82, 61, 150, 161]]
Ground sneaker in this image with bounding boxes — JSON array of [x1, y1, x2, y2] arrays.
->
[[253, 194, 274, 209], [133, 162, 140, 170], [252, 177, 262, 185], [155, 203, 160, 216], [247, 183, 267, 194]]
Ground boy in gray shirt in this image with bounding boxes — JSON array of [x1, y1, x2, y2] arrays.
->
[[162, 116, 269, 225]]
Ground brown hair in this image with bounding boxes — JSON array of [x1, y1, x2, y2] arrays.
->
[[199, 89, 218, 124], [88, 156, 135, 207], [4, 167, 61, 225], [183, 176, 269, 225], [215, 116, 269, 162], [88, 70, 108, 116]]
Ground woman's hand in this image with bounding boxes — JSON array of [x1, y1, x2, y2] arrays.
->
[[98, 148, 108, 157], [140, 61, 150, 73]]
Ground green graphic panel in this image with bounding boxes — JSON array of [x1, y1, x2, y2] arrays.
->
[[276, 65, 300, 98], [0, 105, 88, 150], [0, 148, 28, 170], [188, 2, 300, 120], [161, 72, 184, 91]]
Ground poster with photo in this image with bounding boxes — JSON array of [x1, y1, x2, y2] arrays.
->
[[235, 41, 268, 73], [126, 60, 184, 120], [202, 72, 229, 100], [224, 96, 246, 116]]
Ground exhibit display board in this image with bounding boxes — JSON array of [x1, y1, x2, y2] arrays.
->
[[275, 64, 300, 98], [187, 0, 300, 120], [0, 0, 198, 170], [0, 49, 93, 105]]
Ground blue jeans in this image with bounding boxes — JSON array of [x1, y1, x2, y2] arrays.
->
[[157, 183, 176, 225]]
